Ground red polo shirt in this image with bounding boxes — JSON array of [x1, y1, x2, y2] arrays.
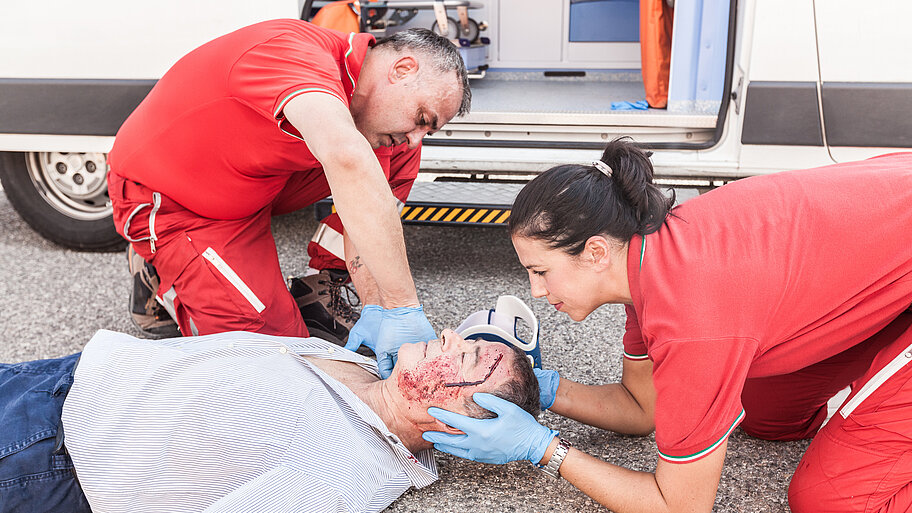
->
[[622, 153, 912, 463], [109, 19, 404, 220]]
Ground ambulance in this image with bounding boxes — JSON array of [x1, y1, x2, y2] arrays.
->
[[1, 0, 910, 250]]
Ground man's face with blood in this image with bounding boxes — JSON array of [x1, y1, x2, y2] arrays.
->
[[391, 329, 514, 413]]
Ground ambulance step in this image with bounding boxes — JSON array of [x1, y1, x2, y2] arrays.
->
[[314, 181, 703, 227], [315, 181, 523, 226]]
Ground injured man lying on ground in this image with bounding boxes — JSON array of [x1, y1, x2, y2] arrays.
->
[[1, 328, 540, 513]]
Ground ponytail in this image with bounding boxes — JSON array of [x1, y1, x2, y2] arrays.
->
[[509, 137, 675, 254]]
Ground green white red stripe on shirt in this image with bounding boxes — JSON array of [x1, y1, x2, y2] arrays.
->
[[273, 87, 346, 119], [343, 32, 356, 91], [658, 408, 745, 463]]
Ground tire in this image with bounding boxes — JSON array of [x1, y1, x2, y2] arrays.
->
[[0, 151, 125, 251]]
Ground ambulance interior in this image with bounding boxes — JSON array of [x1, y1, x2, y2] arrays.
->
[[306, 0, 732, 150]]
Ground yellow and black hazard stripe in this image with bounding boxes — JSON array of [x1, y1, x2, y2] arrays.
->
[[399, 205, 511, 225], [316, 200, 512, 226]]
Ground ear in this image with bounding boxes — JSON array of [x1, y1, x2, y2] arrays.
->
[[388, 55, 419, 84], [418, 407, 467, 435], [430, 418, 466, 435], [583, 235, 612, 267]]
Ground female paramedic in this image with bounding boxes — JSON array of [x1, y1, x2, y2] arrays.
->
[[422, 139, 912, 513]]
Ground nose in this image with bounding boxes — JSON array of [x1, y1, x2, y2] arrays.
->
[[528, 273, 548, 299], [405, 127, 430, 149], [439, 328, 461, 350]]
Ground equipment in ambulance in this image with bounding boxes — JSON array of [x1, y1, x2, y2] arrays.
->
[[307, 0, 489, 73]]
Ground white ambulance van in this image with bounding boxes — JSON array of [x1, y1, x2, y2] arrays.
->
[[1, 0, 910, 249]]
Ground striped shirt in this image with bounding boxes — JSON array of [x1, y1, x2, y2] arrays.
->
[[60, 330, 437, 512]]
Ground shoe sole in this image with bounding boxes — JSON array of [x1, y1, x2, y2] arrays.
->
[[305, 326, 375, 358], [127, 289, 181, 339]]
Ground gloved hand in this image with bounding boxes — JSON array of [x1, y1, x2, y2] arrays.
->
[[344, 304, 383, 352], [374, 305, 436, 379], [422, 393, 558, 465], [533, 367, 560, 410]]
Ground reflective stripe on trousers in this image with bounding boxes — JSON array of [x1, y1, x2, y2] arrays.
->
[[122, 192, 162, 253]]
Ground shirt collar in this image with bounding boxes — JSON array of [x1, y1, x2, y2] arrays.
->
[[290, 347, 439, 484], [627, 233, 645, 314], [341, 32, 375, 100]]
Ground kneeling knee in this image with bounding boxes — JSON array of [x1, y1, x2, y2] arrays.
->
[[788, 451, 854, 513], [741, 416, 820, 441]]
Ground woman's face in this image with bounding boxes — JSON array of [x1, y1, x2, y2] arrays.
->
[[511, 235, 606, 322]]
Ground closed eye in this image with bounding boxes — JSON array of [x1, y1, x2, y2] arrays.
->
[[418, 116, 438, 136], [417, 111, 440, 134]]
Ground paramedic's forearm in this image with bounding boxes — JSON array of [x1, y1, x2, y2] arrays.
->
[[327, 157, 416, 307], [556, 443, 725, 513], [284, 94, 419, 307], [343, 233, 382, 305], [551, 380, 654, 435], [551, 358, 656, 435]]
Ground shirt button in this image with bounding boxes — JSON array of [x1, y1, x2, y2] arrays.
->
[[279, 347, 288, 354], [327, 347, 335, 353], [227, 343, 234, 349]]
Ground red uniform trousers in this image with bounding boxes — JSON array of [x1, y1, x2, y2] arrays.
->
[[108, 160, 417, 338], [738, 312, 912, 513]]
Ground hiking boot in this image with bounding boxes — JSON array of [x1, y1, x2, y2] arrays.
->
[[288, 269, 370, 355], [127, 245, 181, 339]]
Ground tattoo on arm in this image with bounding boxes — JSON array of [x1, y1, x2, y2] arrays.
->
[[348, 256, 364, 275]]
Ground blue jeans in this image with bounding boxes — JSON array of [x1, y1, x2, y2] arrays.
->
[[0, 353, 91, 512]]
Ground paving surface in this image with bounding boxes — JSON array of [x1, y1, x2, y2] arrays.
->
[[0, 194, 808, 512]]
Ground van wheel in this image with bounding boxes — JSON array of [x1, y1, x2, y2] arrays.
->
[[0, 151, 125, 251]]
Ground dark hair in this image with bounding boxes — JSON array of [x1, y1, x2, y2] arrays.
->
[[463, 344, 541, 420], [373, 28, 471, 116], [508, 137, 675, 254]]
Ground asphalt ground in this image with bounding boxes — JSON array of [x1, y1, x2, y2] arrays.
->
[[0, 193, 808, 512]]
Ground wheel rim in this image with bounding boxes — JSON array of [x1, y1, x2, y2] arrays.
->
[[26, 151, 112, 221]]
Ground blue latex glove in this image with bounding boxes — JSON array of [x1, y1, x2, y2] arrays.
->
[[611, 99, 649, 110], [422, 393, 558, 465], [374, 305, 436, 379], [344, 304, 382, 352], [533, 367, 560, 410]]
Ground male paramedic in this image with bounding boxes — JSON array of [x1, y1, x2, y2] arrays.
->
[[0, 328, 539, 513], [109, 20, 471, 377]]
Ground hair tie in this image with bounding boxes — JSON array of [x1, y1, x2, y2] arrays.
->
[[593, 160, 613, 178]]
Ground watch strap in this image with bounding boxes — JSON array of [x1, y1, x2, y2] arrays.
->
[[538, 438, 572, 478]]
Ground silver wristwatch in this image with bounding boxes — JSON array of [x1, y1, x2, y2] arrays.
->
[[538, 438, 572, 478]]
